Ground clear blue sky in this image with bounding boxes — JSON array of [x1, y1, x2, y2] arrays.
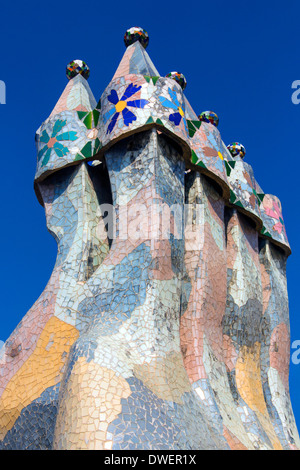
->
[[1, 0, 300, 428]]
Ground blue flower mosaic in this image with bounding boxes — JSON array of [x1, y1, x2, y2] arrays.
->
[[38, 120, 78, 167], [158, 88, 188, 133], [103, 83, 149, 134]]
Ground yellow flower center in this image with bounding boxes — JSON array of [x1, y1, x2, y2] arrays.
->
[[115, 100, 127, 113], [178, 107, 184, 117]]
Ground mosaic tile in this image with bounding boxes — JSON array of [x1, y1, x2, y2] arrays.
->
[[227, 142, 246, 159], [199, 110, 219, 127], [124, 27, 149, 49], [0, 27, 297, 450], [66, 60, 90, 81], [165, 72, 187, 91]]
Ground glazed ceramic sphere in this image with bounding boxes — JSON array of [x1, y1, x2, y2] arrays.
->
[[227, 142, 246, 159], [198, 111, 219, 128], [124, 27, 149, 49], [66, 60, 90, 80], [165, 71, 187, 90]]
